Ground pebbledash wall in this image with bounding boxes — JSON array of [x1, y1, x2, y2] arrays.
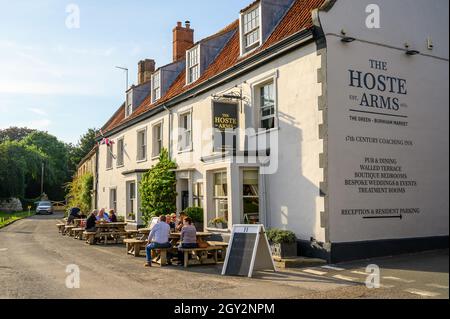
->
[[95, 0, 449, 262]]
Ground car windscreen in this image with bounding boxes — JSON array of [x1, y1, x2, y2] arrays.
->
[[38, 202, 52, 206]]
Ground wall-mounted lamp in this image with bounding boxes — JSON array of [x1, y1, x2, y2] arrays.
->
[[340, 29, 355, 43]]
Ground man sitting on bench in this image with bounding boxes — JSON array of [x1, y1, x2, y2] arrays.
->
[[85, 210, 98, 232], [144, 215, 172, 267]]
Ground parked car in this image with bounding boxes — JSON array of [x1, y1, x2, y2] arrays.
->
[[36, 201, 53, 215]]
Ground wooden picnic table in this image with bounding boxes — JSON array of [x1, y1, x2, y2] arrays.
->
[[74, 219, 86, 228], [88, 222, 128, 245]]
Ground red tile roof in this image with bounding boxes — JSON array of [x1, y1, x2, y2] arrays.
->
[[102, 0, 325, 135]]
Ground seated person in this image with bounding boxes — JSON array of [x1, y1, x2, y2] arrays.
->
[[66, 207, 81, 225], [96, 208, 110, 222], [85, 210, 98, 232], [167, 214, 176, 231], [175, 212, 187, 232], [144, 215, 172, 267], [177, 217, 198, 265], [109, 209, 117, 223]]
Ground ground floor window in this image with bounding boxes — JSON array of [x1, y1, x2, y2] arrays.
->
[[126, 181, 136, 221], [209, 171, 228, 229], [243, 170, 259, 224], [193, 182, 204, 208], [109, 188, 117, 213]]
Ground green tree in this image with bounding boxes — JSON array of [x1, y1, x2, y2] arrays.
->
[[0, 127, 36, 143], [139, 149, 177, 225], [0, 141, 46, 199], [21, 131, 71, 200]]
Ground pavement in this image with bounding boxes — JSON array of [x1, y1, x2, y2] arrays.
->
[[0, 213, 448, 299]]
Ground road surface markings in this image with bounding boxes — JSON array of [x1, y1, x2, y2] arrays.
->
[[333, 275, 358, 282], [383, 276, 415, 283], [426, 284, 449, 290], [321, 265, 345, 271], [0, 248, 7, 252], [404, 289, 440, 298], [302, 269, 328, 276]]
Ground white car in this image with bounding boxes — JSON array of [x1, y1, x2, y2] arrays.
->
[[35, 201, 53, 215]]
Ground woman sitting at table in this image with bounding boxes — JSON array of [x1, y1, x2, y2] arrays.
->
[[109, 209, 117, 223], [96, 208, 110, 222], [177, 217, 198, 266], [175, 212, 187, 232]]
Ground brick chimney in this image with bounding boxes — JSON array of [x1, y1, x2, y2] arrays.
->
[[138, 59, 156, 85], [173, 21, 194, 62]]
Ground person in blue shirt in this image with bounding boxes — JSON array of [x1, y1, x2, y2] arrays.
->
[[96, 208, 110, 222], [145, 215, 172, 267]]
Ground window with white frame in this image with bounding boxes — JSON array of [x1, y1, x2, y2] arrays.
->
[[151, 71, 161, 103], [241, 5, 261, 54], [109, 188, 117, 213], [137, 128, 147, 161], [193, 182, 204, 208], [258, 80, 276, 130], [178, 111, 192, 151], [186, 46, 200, 84], [106, 145, 113, 170], [208, 171, 228, 229], [242, 170, 259, 224], [126, 181, 136, 221], [116, 138, 124, 167], [126, 90, 133, 117], [152, 122, 163, 157]]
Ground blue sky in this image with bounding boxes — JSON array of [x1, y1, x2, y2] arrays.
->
[[0, 0, 250, 144]]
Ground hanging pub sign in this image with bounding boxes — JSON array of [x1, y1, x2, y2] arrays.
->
[[222, 224, 276, 278], [212, 101, 239, 151]]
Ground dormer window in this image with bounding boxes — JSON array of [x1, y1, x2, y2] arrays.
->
[[151, 71, 161, 103], [240, 5, 261, 55], [125, 90, 133, 117], [186, 45, 200, 84]]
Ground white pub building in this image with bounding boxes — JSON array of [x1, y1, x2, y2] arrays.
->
[[94, 0, 449, 262]]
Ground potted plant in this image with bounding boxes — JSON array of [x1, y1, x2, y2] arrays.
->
[[209, 217, 227, 229], [183, 207, 204, 230], [266, 228, 297, 259]]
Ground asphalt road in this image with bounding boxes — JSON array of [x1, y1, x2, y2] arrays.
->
[[0, 213, 448, 299]]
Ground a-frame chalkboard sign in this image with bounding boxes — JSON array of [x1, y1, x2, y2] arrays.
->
[[221, 225, 276, 278]]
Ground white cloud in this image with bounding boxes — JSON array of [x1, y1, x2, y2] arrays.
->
[[28, 107, 47, 116]]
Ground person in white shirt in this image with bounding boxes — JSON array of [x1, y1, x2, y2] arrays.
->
[[145, 215, 172, 267]]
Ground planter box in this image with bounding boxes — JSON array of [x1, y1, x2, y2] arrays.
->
[[270, 242, 297, 259]]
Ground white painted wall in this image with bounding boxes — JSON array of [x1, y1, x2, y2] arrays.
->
[[97, 42, 325, 242], [320, 0, 449, 243]]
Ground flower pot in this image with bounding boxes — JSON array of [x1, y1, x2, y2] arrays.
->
[[270, 242, 297, 259]]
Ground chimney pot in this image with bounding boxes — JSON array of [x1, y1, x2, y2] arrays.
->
[[173, 21, 194, 62]]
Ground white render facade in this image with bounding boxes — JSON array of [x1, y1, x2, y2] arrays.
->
[[95, 0, 449, 262]]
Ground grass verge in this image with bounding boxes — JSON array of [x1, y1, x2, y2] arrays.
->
[[0, 211, 34, 229]]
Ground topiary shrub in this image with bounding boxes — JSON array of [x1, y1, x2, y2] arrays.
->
[[183, 207, 204, 223], [266, 228, 297, 244]]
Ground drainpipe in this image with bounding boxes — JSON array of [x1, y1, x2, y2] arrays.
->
[[163, 105, 173, 159]]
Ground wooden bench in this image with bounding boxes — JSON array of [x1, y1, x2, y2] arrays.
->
[[98, 231, 128, 245], [72, 228, 85, 240], [151, 248, 174, 267], [56, 223, 66, 234], [207, 241, 229, 261], [178, 246, 221, 268], [124, 239, 146, 257], [63, 225, 75, 236], [125, 230, 139, 239], [84, 231, 97, 245]]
